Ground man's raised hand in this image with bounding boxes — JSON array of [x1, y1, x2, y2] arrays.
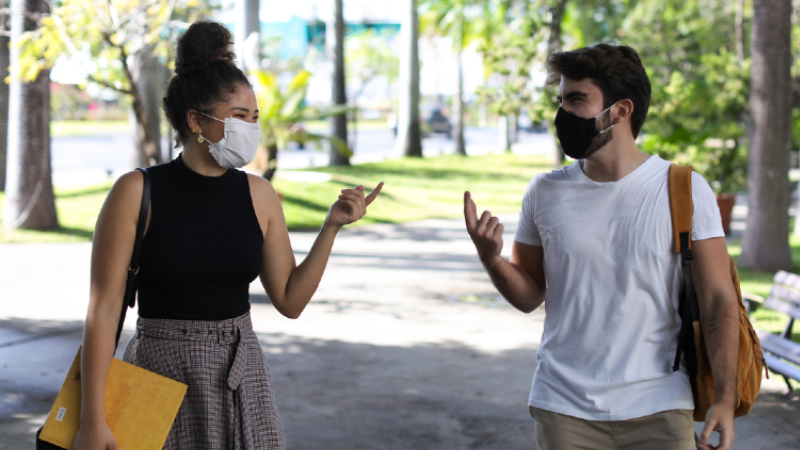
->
[[464, 191, 504, 267]]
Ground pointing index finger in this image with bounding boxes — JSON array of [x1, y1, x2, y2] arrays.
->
[[464, 191, 478, 229], [365, 182, 384, 206]]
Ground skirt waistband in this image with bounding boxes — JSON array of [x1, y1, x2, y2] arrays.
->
[[135, 311, 253, 346]]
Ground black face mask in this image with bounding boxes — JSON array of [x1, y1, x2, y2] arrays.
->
[[554, 104, 617, 159]]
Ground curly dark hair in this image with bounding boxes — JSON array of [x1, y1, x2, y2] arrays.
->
[[546, 44, 651, 138], [163, 21, 251, 147]]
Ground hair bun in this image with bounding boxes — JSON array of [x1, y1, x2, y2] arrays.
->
[[175, 21, 237, 76]]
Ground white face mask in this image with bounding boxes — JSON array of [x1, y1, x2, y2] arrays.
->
[[197, 112, 260, 169]]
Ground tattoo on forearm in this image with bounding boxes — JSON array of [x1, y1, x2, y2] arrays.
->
[[708, 316, 719, 334]]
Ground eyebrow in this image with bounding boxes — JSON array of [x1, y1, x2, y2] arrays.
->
[[557, 91, 588, 103], [230, 106, 259, 113]]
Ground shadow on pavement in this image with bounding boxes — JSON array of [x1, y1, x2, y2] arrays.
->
[[259, 333, 539, 450]]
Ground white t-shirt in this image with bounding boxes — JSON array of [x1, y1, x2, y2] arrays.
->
[[514, 155, 724, 421]]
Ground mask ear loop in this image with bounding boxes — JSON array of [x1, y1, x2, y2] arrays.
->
[[196, 111, 223, 144], [597, 101, 620, 135]]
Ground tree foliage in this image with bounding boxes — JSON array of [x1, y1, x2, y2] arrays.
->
[[624, 0, 752, 193], [345, 29, 400, 102], [477, 0, 757, 192], [11, 0, 217, 164]]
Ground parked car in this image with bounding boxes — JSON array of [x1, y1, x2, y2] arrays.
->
[[424, 109, 452, 139], [388, 110, 453, 140]]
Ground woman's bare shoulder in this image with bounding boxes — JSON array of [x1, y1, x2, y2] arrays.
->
[[246, 172, 280, 203], [101, 170, 146, 219]]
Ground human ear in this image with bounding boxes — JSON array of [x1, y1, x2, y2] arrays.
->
[[186, 110, 204, 135], [615, 99, 634, 123]]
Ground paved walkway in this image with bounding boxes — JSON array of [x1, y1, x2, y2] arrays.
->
[[1, 215, 798, 449]]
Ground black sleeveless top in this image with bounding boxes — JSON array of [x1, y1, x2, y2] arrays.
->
[[137, 154, 264, 320]]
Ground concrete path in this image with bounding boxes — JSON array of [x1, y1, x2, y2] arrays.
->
[[1, 215, 798, 449]]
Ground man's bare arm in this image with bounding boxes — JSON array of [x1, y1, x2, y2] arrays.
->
[[464, 191, 546, 313], [692, 236, 740, 450]]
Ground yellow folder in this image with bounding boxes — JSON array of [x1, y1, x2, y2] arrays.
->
[[39, 348, 188, 450]]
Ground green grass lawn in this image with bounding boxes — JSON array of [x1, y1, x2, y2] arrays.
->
[[272, 153, 546, 230], [0, 181, 114, 242], [51, 120, 131, 137], [0, 153, 548, 241]]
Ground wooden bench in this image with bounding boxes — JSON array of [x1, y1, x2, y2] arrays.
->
[[754, 270, 800, 394]]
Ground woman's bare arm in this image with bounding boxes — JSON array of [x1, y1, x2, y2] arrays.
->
[[249, 175, 382, 318], [73, 171, 147, 449]]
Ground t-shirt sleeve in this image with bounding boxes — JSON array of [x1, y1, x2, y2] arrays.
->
[[691, 171, 725, 241], [514, 177, 542, 246]]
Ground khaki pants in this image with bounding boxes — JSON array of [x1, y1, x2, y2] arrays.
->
[[530, 407, 696, 450]]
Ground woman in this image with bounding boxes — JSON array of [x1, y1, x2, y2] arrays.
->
[[73, 21, 382, 450]]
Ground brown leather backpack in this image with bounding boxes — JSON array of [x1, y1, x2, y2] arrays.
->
[[668, 164, 765, 422]]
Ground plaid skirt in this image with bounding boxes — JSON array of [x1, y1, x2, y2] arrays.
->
[[123, 312, 285, 450]]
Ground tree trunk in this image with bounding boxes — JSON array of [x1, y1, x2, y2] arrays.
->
[[235, 0, 260, 73], [130, 46, 162, 168], [548, 0, 568, 169], [2, 0, 57, 230], [478, 103, 487, 127], [396, 0, 422, 157], [0, 31, 9, 191], [735, 0, 745, 63], [118, 42, 161, 166], [261, 142, 279, 182], [738, 0, 793, 272], [499, 115, 510, 152], [453, 44, 466, 156], [329, 0, 349, 166], [510, 113, 518, 144]]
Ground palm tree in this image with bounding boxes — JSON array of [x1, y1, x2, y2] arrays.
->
[[329, 0, 350, 166], [2, 0, 57, 230], [235, 0, 260, 73], [396, 0, 422, 157], [738, 0, 793, 271], [421, 0, 483, 156], [0, 15, 9, 192]]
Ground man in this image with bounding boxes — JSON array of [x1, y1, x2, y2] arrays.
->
[[464, 44, 739, 450]]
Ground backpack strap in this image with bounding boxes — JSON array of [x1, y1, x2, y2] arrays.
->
[[669, 165, 693, 252], [669, 165, 700, 376]]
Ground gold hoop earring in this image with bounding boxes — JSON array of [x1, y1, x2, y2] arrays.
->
[[197, 135, 205, 143]]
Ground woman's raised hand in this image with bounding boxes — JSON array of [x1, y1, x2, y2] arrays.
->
[[324, 182, 384, 230]]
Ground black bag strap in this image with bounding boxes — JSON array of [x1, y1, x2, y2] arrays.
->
[[113, 168, 151, 349], [668, 165, 700, 376]]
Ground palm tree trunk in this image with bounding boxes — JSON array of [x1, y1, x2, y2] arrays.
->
[[453, 44, 466, 156], [0, 31, 9, 191], [262, 142, 279, 181], [329, 0, 350, 166], [2, 0, 57, 230], [738, 0, 793, 272], [235, 0, 260, 73], [396, 0, 422, 157]]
